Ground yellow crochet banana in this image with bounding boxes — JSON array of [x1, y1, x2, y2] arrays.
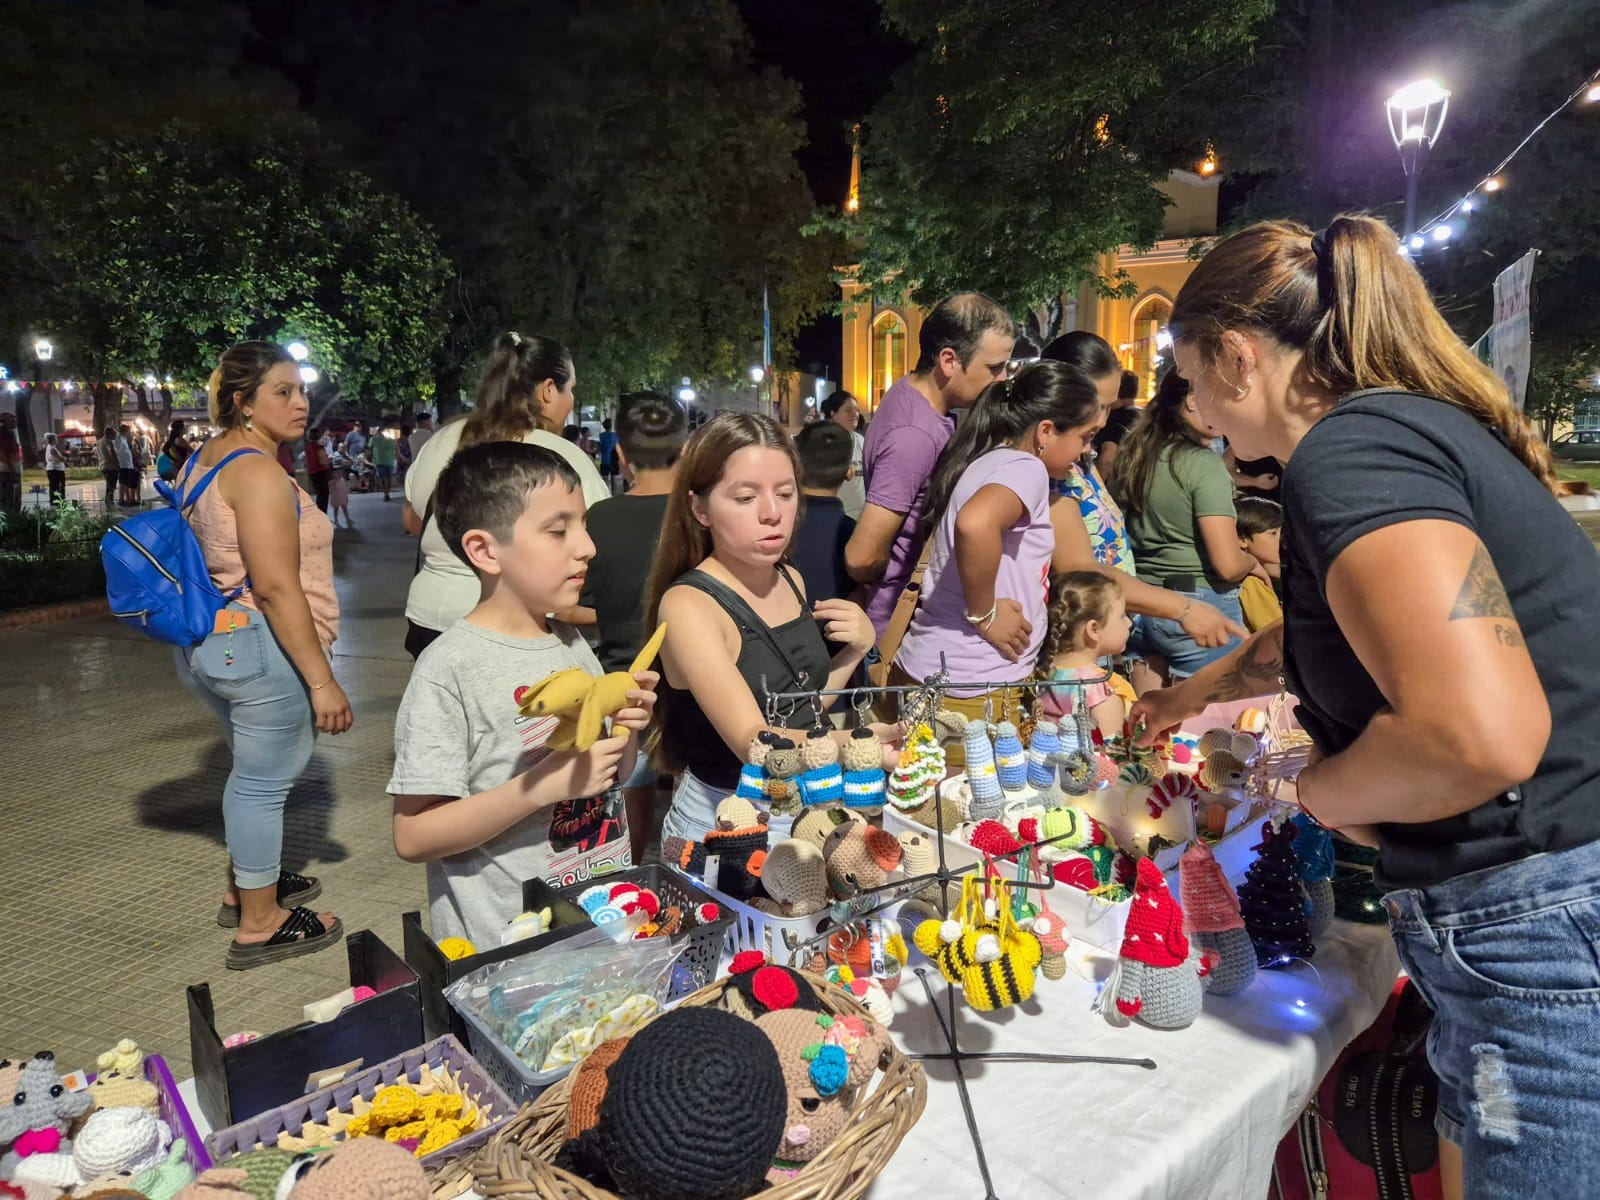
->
[[514, 623, 667, 752]]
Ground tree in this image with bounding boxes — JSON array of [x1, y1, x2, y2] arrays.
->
[[28, 118, 449, 423], [1236, 819, 1316, 968], [823, 0, 1272, 312], [274, 0, 835, 405]]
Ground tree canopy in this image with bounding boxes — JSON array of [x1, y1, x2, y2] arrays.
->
[[827, 0, 1272, 313]]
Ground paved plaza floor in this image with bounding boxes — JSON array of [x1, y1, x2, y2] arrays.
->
[[1, 490, 430, 1076]]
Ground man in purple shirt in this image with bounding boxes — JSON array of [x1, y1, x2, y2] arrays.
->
[[846, 292, 1017, 634]]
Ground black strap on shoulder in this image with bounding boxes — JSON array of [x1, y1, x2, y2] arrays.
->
[[675, 567, 812, 696]]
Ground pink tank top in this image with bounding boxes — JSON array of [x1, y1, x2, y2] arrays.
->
[[186, 451, 340, 650]]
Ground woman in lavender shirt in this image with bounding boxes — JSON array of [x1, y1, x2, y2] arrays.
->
[[888, 360, 1103, 766]]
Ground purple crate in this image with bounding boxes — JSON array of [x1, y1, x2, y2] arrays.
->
[[147, 1053, 213, 1172], [202, 1035, 513, 1174]]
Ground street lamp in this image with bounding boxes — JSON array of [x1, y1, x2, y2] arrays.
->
[[299, 365, 320, 385], [748, 365, 765, 385], [1386, 78, 1451, 238], [33, 338, 53, 362], [286, 342, 310, 362], [676, 376, 696, 405]]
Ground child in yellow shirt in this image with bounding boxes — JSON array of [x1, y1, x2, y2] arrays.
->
[[1236, 497, 1283, 632]]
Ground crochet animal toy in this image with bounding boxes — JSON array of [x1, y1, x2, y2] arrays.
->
[[912, 879, 1042, 1012], [798, 730, 844, 809], [0, 1054, 95, 1180], [718, 951, 825, 1021], [755, 1009, 892, 1179], [822, 820, 902, 901], [736, 732, 777, 805], [171, 1148, 297, 1200], [753, 839, 829, 918], [503, 907, 552, 945], [763, 737, 803, 817], [87, 1052, 159, 1116], [822, 966, 894, 1026], [96, 1040, 143, 1078], [1094, 857, 1212, 1029], [894, 831, 945, 920], [703, 796, 771, 901], [839, 728, 887, 813], [555, 1007, 787, 1200], [1179, 841, 1257, 997], [514, 623, 667, 752], [790, 807, 853, 853], [130, 1139, 194, 1200]]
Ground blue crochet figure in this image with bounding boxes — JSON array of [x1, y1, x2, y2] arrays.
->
[[839, 727, 887, 812], [964, 723, 1002, 818], [1027, 719, 1061, 789], [1290, 812, 1337, 938], [736, 733, 774, 805], [993, 722, 1028, 792], [0, 1053, 95, 1178], [798, 730, 844, 809]]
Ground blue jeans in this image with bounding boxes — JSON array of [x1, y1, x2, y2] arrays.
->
[[1385, 837, 1600, 1196], [176, 604, 315, 890], [661, 770, 795, 847], [1128, 585, 1243, 679]]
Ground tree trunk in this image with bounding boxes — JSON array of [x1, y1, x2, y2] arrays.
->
[[93, 384, 123, 441], [17, 384, 42, 468]]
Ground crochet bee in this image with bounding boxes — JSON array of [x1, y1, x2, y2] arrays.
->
[[913, 909, 1042, 1012]]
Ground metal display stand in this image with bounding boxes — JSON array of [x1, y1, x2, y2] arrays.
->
[[759, 659, 1156, 1200]]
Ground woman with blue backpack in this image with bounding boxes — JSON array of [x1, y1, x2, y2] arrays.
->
[[170, 341, 350, 970]]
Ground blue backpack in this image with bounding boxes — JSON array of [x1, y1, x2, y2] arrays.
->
[[102, 448, 262, 645]]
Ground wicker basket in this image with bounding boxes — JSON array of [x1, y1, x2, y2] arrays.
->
[[432, 974, 926, 1200]]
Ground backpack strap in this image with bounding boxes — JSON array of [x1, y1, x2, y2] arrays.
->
[[176, 448, 262, 510]]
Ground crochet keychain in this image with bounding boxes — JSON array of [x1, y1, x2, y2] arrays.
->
[[912, 872, 1040, 1011]]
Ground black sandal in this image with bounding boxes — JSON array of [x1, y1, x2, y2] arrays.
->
[[217, 869, 322, 928], [226, 906, 344, 971]]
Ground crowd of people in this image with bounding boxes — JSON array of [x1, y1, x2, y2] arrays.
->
[[165, 213, 1600, 1198]]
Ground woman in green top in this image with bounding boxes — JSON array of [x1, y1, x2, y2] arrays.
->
[[1107, 370, 1260, 681]]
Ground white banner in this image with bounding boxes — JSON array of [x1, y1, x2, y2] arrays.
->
[[1488, 250, 1538, 411]]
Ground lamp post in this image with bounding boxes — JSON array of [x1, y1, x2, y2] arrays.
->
[[748, 364, 765, 415], [1386, 79, 1451, 239]]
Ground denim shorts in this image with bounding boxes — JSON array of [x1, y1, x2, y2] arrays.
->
[[1384, 836, 1600, 1194], [1125, 585, 1243, 678], [660, 770, 794, 846]]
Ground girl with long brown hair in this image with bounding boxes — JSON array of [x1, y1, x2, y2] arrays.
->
[[402, 332, 608, 657], [644, 412, 884, 843], [1134, 214, 1600, 1198]]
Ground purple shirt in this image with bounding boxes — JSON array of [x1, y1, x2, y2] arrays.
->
[[895, 448, 1053, 696], [860, 376, 955, 634]]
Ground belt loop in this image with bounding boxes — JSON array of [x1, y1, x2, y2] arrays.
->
[[1383, 889, 1443, 954]]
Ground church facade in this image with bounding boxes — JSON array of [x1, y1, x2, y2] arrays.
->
[[840, 167, 1221, 411]]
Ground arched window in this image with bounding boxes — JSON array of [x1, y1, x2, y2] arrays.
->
[[1128, 294, 1173, 401], [872, 311, 907, 406]]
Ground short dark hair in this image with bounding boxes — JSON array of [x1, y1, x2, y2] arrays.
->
[[616, 391, 688, 470], [602, 418, 613, 431], [417, 411, 433, 423], [435, 441, 581, 568], [794, 421, 853, 490], [1119, 370, 1140, 400], [1235, 496, 1283, 539], [1040, 331, 1121, 381], [915, 292, 1017, 373]]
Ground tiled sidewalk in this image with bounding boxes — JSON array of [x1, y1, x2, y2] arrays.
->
[[0, 492, 428, 1076]]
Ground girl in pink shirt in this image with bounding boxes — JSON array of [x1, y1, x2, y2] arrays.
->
[[1036, 572, 1135, 740]]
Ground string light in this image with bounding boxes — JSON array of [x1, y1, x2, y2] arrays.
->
[[1408, 66, 1599, 250]]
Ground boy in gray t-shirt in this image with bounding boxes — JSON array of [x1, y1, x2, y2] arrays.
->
[[388, 441, 659, 947]]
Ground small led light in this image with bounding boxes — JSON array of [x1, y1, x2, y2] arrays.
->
[[1483, 177, 1502, 192], [1408, 234, 1425, 251], [1461, 199, 1475, 213], [1295, 999, 1308, 1009], [1433, 224, 1453, 242]]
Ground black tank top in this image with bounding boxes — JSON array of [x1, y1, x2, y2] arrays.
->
[[662, 565, 832, 790]]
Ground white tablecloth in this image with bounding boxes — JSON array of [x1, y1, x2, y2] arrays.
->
[[868, 921, 1400, 1200]]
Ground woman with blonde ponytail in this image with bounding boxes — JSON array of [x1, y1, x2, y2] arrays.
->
[[1134, 214, 1600, 1198]]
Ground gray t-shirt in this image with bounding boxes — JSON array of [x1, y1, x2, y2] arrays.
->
[[387, 618, 632, 946]]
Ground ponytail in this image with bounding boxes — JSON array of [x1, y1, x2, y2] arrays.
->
[[921, 359, 1100, 532], [1170, 214, 1557, 493], [460, 332, 573, 448]]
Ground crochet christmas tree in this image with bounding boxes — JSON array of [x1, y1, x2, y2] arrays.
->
[[1236, 819, 1316, 969]]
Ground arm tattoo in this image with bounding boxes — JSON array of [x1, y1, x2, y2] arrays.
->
[[1201, 627, 1285, 704], [1448, 544, 1514, 621]]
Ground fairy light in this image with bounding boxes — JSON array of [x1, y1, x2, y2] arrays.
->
[[1408, 66, 1598, 251]]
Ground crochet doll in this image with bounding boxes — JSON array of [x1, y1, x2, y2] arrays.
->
[[718, 950, 825, 1021], [822, 820, 903, 901], [736, 731, 777, 806], [839, 728, 887, 813], [702, 796, 771, 901], [755, 1009, 892, 1181], [555, 1007, 787, 1200], [1179, 841, 1257, 998], [1095, 857, 1212, 1029], [753, 839, 829, 918], [798, 730, 844, 809], [763, 738, 803, 817]]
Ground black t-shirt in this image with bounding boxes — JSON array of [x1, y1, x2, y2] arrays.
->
[[789, 495, 856, 606], [1281, 391, 1600, 889], [1094, 405, 1141, 455], [580, 492, 670, 673]]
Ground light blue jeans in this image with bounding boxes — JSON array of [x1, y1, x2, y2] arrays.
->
[[176, 604, 315, 889], [1128, 585, 1244, 679], [661, 770, 795, 846], [1386, 836, 1600, 1194]]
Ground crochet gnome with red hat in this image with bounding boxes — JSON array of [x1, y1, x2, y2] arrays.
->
[[1093, 857, 1211, 1029]]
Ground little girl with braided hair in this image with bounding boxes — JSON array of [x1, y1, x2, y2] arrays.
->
[[1036, 571, 1136, 739]]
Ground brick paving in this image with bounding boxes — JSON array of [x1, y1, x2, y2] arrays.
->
[[0, 491, 428, 1076]]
